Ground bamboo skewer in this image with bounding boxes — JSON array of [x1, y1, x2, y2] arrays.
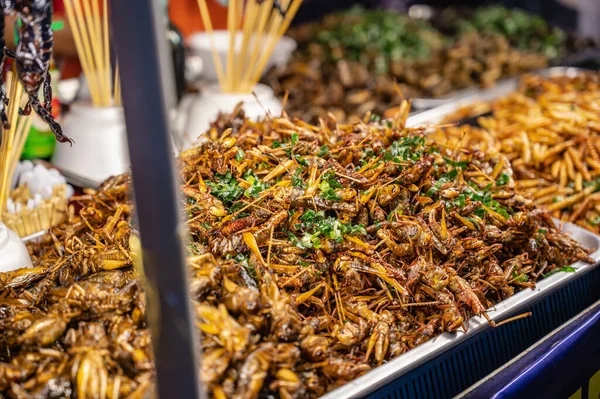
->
[[64, 0, 118, 107], [82, 0, 105, 103], [88, 0, 110, 105], [64, 0, 101, 105], [248, 0, 303, 90], [0, 71, 25, 221], [233, 0, 258, 91], [244, 1, 283, 91], [72, 0, 103, 104], [226, 0, 237, 92], [238, 0, 275, 92], [248, 0, 301, 90], [1, 87, 67, 235], [114, 66, 121, 107], [7, 117, 34, 191], [196, 0, 226, 88], [102, 0, 111, 106]]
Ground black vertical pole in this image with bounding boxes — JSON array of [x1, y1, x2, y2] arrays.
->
[[108, 1, 202, 398]]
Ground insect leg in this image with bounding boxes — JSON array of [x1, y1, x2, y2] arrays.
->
[[0, 91, 9, 129], [272, 0, 288, 17], [19, 101, 31, 116], [43, 71, 52, 114], [30, 94, 72, 145]]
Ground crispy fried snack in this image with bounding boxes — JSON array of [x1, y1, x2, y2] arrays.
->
[[265, 8, 549, 123], [0, 105, 592, 398], [432, 72, 600, 233]]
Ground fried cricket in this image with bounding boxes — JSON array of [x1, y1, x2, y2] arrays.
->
[[0, 104, 593, 398]]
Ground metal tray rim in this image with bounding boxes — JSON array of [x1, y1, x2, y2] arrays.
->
[[321, 219, 600, 399], [22, 230, 47, 243], [406, 66, 588, 125]]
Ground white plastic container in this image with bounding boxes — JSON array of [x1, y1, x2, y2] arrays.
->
[[187, 31, 296, 82], [51, 102, 130, 185], [183, 84, 282, 149], [0, 222, 32, 273]]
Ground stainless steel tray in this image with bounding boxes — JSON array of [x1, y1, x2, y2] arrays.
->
[[31, 159, 103, 190], [322, 220, 600, 399], [59, 168, 103, 190], [22, 230, 47, 243], [408, 66, 588, 116]]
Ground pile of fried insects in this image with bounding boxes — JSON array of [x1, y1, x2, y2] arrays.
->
[[0, 103, 593, 398], [430, 72, 600, 235]]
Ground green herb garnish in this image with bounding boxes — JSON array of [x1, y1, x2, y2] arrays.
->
[[290, 232, 322, 250], [291, 133, 299, 146], [233, 253, 257, 281], [291, 210, 366, 249], [511, 271, 529, 283], [314, 7, 443, 72], [543, 266, 577, 278], [385, 135, 426, 162], [235, 149, 245, 162], [451, 193, 467, 208], [317, 145, 330, 157], [589, 216, 600, 227], [207, 172, 244, 203], [319, 179, 341, 201], [292, 168, 306, 188], [243, 170, 270, 198], [457, 5, 565, 59], [295, 155, 309, 166], [467, 182, 511, 219], [443, 157, 469, 169], [496, 173, 510, 186], [427, 169, 458, 196]]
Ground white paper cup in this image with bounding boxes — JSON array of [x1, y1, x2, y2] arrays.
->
[[52, 102, 130, 184]]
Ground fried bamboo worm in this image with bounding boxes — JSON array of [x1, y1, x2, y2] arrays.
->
[[547, 185, 596, 212], [567, 147, 591, 181]]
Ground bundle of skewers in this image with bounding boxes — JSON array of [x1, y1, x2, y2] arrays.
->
[[0, 72, 69, 237], [51, 0, 131, 183], [197, 0, 303, 93], [63, 0, 120, 106]]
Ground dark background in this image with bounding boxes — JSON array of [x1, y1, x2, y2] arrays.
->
[[293, 0, 578, 31]]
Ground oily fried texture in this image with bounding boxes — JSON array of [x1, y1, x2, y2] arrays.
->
[[264, 6, 552, 123], [0, 105, 593, 398], [0, 175, 153, 398], [431, 72, 600, 234]]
